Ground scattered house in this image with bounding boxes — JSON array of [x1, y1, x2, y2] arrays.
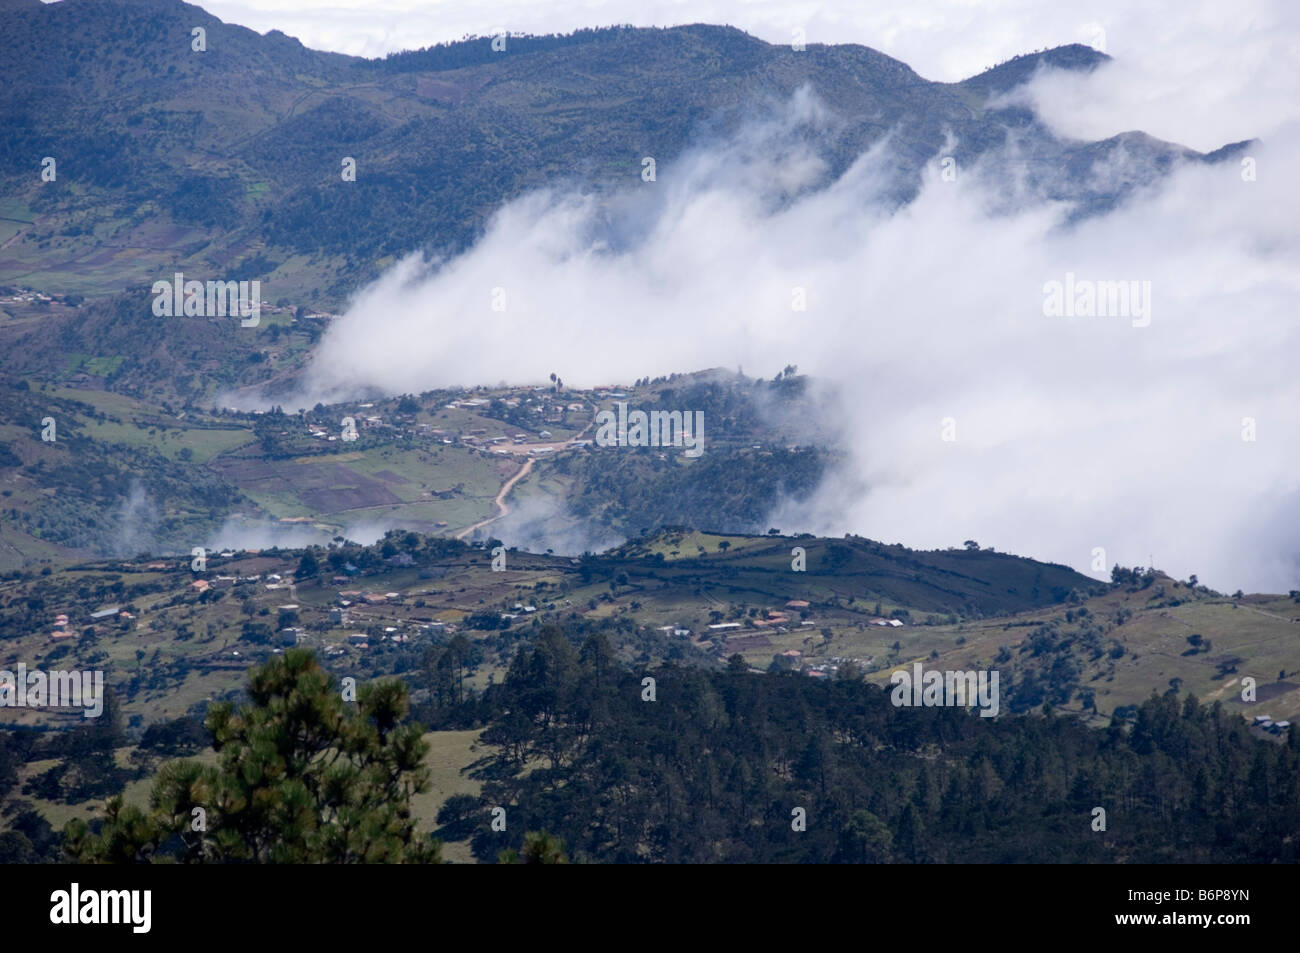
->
[[347, 633, 369, 647], [888, 619, 904, 627], [1254, 715, 1274, 725], [279, 628, 301, 647], [329, 608, 349, 625], [51, 630, 75, 640], [709, 622, 742, 630], [781, 650, 803, 660], [362, 593, 387, 605], [538, 430, 552, 439], [785, 600, 810, 609], [88, 606, 121, 621], [267, 574, 282, 582], [119, 611, 135, 621], [523, 605, 536, 613], [807, 670, 829, 680]]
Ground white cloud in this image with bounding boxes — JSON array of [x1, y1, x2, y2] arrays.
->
[[265, 82, 1300, 592]]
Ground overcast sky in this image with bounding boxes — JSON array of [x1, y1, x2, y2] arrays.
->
[[189, 0, 1300, 592]]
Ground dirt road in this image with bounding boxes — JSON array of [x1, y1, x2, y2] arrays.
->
[[456, 457, 534, 540]]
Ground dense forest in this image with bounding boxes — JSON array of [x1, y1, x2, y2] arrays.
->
[[48, 631, 1300, 863], [448, 627, 1300, 862]]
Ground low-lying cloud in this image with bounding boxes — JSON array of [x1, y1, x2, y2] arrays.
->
[[205, 515, 422, 552], [270, 74, 1298, 593]]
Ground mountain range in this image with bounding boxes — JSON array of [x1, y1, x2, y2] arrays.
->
[[0, 0, 1249, 306]]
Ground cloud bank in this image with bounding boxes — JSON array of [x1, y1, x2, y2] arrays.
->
[[268, 55, 1300, 593]]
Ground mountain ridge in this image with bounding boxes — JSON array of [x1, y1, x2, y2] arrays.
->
[[0, 2, 1247, 306]]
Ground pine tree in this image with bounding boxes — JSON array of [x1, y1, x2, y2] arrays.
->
[[499, 831, 569, 864], [64, 650, 443, 864]]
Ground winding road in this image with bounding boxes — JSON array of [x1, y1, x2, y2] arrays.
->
[[454, 399, 599, 541], [456, 457, 534, 540]]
